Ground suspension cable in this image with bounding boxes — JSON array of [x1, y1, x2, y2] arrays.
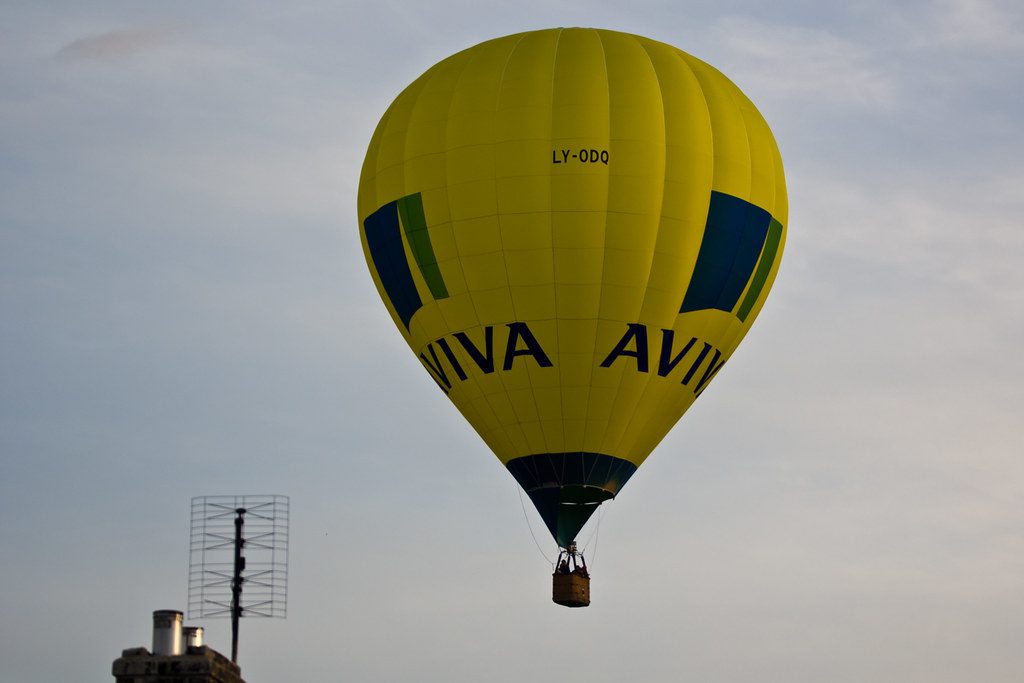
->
[[589, 505, 603, 569], [517, 484, 555, 565], [580, 504, 605, 570]]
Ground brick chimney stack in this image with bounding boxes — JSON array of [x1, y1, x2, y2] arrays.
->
[[112, 611, 244, 683]]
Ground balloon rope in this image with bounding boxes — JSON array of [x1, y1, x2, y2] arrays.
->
[[580, 505, 603, 570], [517, 484, 556, 566]]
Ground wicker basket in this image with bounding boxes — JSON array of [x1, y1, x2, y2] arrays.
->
[[552, 572, 591, 607]]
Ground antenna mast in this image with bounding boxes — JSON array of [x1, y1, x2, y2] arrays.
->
[[188, 495, 289, 665], [230, 507, 245, 663]]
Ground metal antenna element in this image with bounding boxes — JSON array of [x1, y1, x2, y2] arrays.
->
[[188, 495, 289, 664]]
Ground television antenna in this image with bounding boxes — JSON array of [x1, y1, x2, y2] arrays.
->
[[187, 495, 289, 663]]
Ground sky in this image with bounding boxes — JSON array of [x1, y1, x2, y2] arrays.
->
[[1, 1, 1022, 681]]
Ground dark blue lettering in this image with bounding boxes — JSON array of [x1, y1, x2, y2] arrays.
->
[[657, 329, 697, 377], [600, 323, 649, 373], [420, 343, 451, 389], [453, 327, 495, 374], [681, 342, 712, 385], [694, 350, 725, 396], [503, 322, 553, 371], [435, 338, 467, 381]]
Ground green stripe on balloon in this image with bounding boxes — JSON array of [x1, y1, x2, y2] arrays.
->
[[736, 218, 783, 322], [397, 193, 449, 301]]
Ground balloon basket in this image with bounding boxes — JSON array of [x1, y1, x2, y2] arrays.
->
[[552, 542, 590, 608], [552, 572, 590, 607]]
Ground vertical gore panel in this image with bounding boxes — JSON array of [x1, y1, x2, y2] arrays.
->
[[736, 217, 783, 322], [680, 191, 772, 315], [364, 199, 422, 329], [397, 193, 448, 300]]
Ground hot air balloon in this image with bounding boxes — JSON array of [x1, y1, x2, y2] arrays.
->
[[357, 27, 786, 607]]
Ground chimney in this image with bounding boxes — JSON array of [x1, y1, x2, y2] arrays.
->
[[151, 610, 183, 655], [183, 626, 204, 648], [112, 611, 243, 683]]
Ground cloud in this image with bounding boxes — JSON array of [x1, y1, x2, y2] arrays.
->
[[922, 0, 1024, 50], [56, 24, 186, 62], [712, 17, 896, 109], [793, 170, 1024, 301]]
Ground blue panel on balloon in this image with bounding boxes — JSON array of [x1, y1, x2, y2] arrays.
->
[[680, 191, 772, 316], [364, 199, 422, 329]]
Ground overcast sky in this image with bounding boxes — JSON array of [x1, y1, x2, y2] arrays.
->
[[2, 1, 1022, 681]]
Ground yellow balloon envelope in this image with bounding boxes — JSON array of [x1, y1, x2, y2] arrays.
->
[[358, 28, 787, 548]]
